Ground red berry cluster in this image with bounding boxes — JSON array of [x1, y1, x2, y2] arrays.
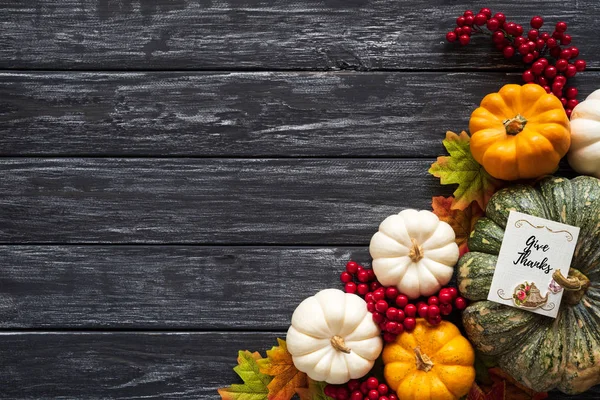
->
[[325, 377, 397, 400], [341, 261, 467, 343], [446, 9, 587, 117]]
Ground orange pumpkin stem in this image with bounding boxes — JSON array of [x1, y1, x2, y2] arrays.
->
[[409, 238, 424, 263], [503, 114, 528, 135], [414, 347, 434, 372], [330, 335, 351, 354]]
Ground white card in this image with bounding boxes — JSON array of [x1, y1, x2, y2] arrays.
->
[[487, 211, 580, 318]]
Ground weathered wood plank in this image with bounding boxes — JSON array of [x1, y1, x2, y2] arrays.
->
[[0, 331, 596, 399], [0, 158, 450, 244], [2, 71, 598, 156], [0, 0, 596, 70], [0, 246, 369, 329]]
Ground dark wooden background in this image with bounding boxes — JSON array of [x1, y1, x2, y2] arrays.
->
[[0, 1, 598, 398]]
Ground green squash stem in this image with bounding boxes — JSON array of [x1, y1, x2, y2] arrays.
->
[[552, 269, 590, 305], [503, 114, 527, 135]]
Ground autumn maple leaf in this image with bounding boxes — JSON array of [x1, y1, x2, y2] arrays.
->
[[218, 351, 272, 400], [296, 379, 332, 400], [431, 196, 484, 257], [429, 131, 503, 211], [257, 338, 307, 400]]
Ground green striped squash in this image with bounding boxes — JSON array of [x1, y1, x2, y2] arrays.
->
[[457, 176, 600, 395]]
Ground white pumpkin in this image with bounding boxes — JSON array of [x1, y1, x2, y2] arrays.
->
[[286, 288, 382, 384], [369, 209, 459, 299], [568, 89, 600, 178]]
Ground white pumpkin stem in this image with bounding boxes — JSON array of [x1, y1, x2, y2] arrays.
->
[[503, 114, 527, 135], [330, 335, 351, 354], [409, 238, 424, 263], [414, 347, 434, 372]]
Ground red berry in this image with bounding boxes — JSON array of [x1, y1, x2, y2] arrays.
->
[[531, 16, 544, 29], [567, 99, 578, 109], [532, 62, 544, 75], [494, 13, 506, 25], [464, 10, 474, 17], [527, 41, 536, 52], [395, 309, 405, 322], [515, 24, 524, 36], [554, 75, 567, 86], [552, 30, 564, 40], [492, 31, 505, 44], [454, 27, 463, 36], [544, 65, 557, 78], [375, 300, 389, 313], [367, 301, 375, 313], [386, 307, 398, 321], [346, 261, 359, 274], [504, 22, 517, 35], [428, 296, 439, 306], [538, 57, 549, 67], [395, 294, 408, 308], [569, 47, 579, 58], [447, 287, 458, 299], [439, 291, 453, 304], [364, 293, 374, 303], [456, 16, 466, 27], [561, 34, 572, 45], [560, 97, 568, 106], [543, 85, 551, 93], [514, 36, 526, 47], [357, 270, 369, 282], [550, 46, 561, 59], [373, 288, 385, 301], [540, 32, 550, 40], [360, 382, 369, 394], [380, 397, 388, 400], [366, 270, 375, 282], [566, 108, 572, 118], [385, 287, 399, 300], [474, 13, 488, 26], [465, 15, 475, 26], [372, 312, 384, 323], [565, 64, 577, 78], [325, 385, 337, 397], [518, 43, 530, 55], [368, 390, 379, 400], [462, 26, 473, 36], [454, 297, 468, 310], [341, 271, 353, 283], [440, 302, 453, 315], [385, 321, 398, 333], [566, 87, 578, 99], [369, 281, 380, 291], [357, 283, 369, 295], [459, 34, 470, 46], [404, 304, 417, 317], [403, 317, 416, 331], [555, 21, 568, 32], [418, 303, 429, 318], [536, 39, 545, 50], [338, 387, 350, 400], [537, 76, 548, 86], [383, 332, 396, 343], [486, 18, 500, 31], [553, 85, 564, 97], [480, 8, 492, 17], [389, 395, 398, 400], [575, 59, 587, 71], [351, 391, 363, 400], [546, 37, 558, 48], [345, 282, 357, 294], [348, 380, 361, 391], [522, 53, 535, 64], [507, 46, 520, 57], [378, 384, 389, 395], [366, 378, 379, 390], [556, 58, 568, 71], [392, 322, 404, 335], [560, 49, 572, 60], [428, 314, 443, 326], [528, 29, 539, 40], [428, 305, 440, 318]]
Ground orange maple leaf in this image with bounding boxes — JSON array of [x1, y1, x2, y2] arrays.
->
[[432, 196, 484, 257], [257, 338, 307, 400]]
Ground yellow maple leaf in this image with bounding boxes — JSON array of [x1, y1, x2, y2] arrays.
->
[[257, 338, 307, 400]]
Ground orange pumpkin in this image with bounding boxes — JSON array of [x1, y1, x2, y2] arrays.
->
[[469, 84, 570, 181], [383, 319, 475, 400]]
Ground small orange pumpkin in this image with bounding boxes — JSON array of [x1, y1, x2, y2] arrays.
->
[[469, 84, 570, 181], [383, 319, 475, 400]]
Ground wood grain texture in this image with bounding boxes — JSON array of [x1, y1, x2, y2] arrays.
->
[[0, 158, 451, 244], [0, 245, 370, 329], [0, 0, 596, 71], [2, 71, 599, 156], [0, 331, 595, 399]]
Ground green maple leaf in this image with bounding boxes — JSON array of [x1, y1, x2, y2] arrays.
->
[[429, 131, 503, 211], [218, 351, 272, 400], [296, 379, 332, 400]]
